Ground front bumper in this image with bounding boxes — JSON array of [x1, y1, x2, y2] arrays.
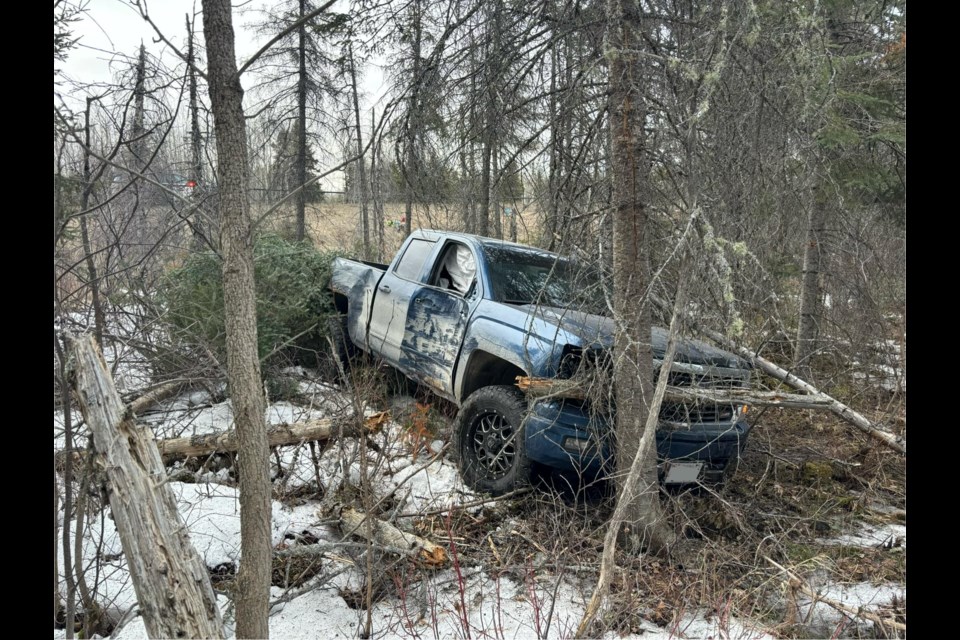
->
[[523, 399, 751, 482]]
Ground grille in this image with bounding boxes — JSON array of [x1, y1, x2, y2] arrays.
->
[[659, 402, 736, 424]]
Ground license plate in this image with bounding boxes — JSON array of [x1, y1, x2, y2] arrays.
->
[[663, 461, 704, 484]]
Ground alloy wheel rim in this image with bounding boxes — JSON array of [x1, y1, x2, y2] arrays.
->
[[470, 411, 515, 478]]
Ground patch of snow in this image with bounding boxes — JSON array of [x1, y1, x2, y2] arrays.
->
[[647, 610, 777, 639], [821, 521, 906, 549], [172, 483, 327, 566], [797, 581, 905, 638], [266, 401, 329, 426]]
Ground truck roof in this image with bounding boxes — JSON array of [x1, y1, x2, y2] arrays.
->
[[414, 229, 559, 255]]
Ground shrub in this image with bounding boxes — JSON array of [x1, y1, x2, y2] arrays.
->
[[162, 234, 343, 377]]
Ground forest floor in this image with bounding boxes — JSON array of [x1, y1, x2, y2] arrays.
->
[[53, 345, 906, 639]]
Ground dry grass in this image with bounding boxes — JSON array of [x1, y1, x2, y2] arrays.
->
[[257, 200, 545, 259]]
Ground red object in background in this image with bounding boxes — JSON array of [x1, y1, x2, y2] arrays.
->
[[187, 180, 197, 188], [400, 215, 406, 223]]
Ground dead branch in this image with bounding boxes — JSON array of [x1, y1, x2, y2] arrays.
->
[[765, 556, 906, 633], [334, 506, 448, 567], [157, 412, 389, 460], [698, 327, 906, 455], [516, 376, 834, 409], [128, 380, 186, 415]]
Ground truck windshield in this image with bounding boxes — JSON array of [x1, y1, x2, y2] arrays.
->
[[482, 245, 607, 312]]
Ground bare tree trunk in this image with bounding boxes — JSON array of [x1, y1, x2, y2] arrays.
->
[[576, 272, 686, 638], [795, 199, 826, 378], [491, 144, 502, 239], [54, 468, 61, 627], [187, 14, 207, 249], [348, 41, 371, 259], [80, 97, 105, 349], [606, 0, 670, 555], [403, 0, 422, 239], [56, 334, 77, 639], [67, 335, 224, 639], [131, 44, 147, 211], [201, 1, 272, 636], [544, 44, 559, 249], [371, 109, 384, 260], [295, 0, 308, 242], [478, 134, 492, 237]]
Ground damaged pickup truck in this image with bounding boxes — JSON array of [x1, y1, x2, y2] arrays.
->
[[329, 230, 752, 495]]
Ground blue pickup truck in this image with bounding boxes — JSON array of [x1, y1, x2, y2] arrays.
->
[[329, 230, 752, 495]]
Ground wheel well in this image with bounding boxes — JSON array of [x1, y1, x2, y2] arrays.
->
[[459, 351, 527, 403], [332, 292, 348, 315]]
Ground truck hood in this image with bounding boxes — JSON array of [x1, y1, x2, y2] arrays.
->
[[517, 304, 749, 370]]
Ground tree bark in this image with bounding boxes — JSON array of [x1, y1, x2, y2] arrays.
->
[[201, 1, 273, 636], [56, 334, 77, 639], [55, 412, 390, 469], [606, 0, 668, 555], [576, 273, 686, 638], [67, 335, 224, 639]]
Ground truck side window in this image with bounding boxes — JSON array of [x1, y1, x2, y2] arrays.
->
[[394, 239, 436, 282], [434, 243, 476, 295]]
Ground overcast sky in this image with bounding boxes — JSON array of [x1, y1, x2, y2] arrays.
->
[[57, 0, 390, 189], [59, 0, 389, 116]]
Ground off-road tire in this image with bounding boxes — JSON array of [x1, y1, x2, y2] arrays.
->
[[452, 385, 532, 496]]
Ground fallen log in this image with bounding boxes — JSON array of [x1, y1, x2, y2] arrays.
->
[[697, 327, 905, 455], [516, 376, 834, 409], [335, 506, 448, 567], [56, 412, 390, 469], [157, 412, 389, 461], [66, 334, 224, 640]]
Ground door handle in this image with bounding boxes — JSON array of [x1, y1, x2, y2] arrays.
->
[[378, 284, 391, 293]]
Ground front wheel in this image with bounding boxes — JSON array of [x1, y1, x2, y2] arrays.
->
[[453, 385, 531, 496]]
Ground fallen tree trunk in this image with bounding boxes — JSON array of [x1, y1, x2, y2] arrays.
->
[[696, 327, 905, 455], [157, 412, 389, 461], [335, 506, 447, 567], [516, 376, 834, 410], [57, 412, 389, 470], [66, 334, 224, 640]]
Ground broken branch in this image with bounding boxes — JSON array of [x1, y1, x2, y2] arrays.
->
[[516, 376, 833, 410], [335, 506, 448, 567]]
